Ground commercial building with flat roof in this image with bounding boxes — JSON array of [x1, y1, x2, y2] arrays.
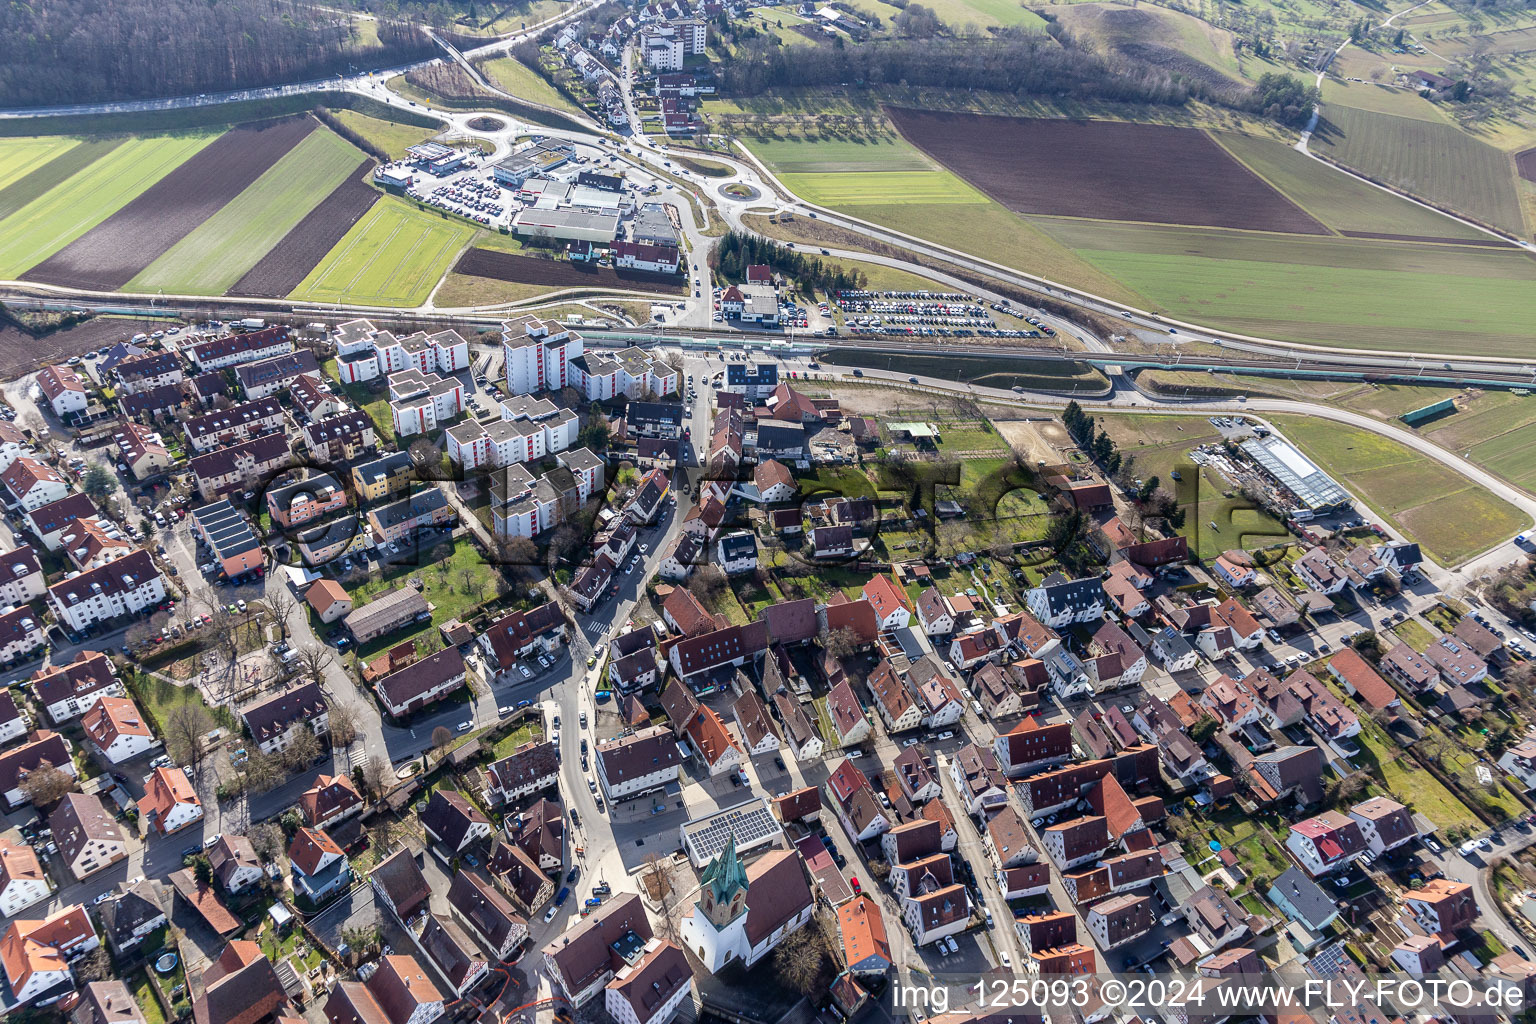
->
[[512, 208, 620, 244]]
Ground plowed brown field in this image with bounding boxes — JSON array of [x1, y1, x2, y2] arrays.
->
[[886, 108, 1328, 234], [455, 248, 685, 293], [0, 317, 169, 380], [229, 160, 379, 299], [1518, 146, 1536, 184], [24, 118, 316, 291]]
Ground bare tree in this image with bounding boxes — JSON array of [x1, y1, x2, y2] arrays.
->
[[360, 755, 389, 798], [266, 588, 297, 640], [432, 725, 453, 749], [773, 926, 824, 995], [165, 703, 213, 765], [327, 701, 359, 748], [293, 643, 335, 685], [818, 626, 859, 660], [126, 621, 154, 651], [281, 727, 322, 770], [249, 821, 285, 862], [18, 760, 76, 807], [241, 748, 283, 793]]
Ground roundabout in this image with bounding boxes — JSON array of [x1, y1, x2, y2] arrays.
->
[[717, 181, 761, 202]]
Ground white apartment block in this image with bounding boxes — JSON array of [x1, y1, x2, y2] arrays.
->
[[389, 369, 465, 438], [447, 396, 579, 471], [332, 319, 469, 384], [502, 316, 581, 395], [47, 550, 167, 634]]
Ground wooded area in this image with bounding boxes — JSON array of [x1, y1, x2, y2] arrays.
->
[[716, 28, 1319, 128], [0, 0, 435, 106]]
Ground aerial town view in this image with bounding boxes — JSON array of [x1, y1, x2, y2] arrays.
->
[[3, 1, 1536, 1024]]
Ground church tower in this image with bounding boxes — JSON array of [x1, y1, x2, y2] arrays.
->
[[698, 833, 750, 928]]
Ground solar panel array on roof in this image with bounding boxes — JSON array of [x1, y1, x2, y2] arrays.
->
[[680, 797, 783, 866], [191, 500, 260, 561]]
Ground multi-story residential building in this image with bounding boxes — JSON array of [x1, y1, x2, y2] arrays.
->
[[446, 395, 578, 470], [362, 953, 446, 1024], [389, 369, 465, 437], [571, 346, 679, 402], [298, 773, 364, 830], [47, 550, 167, 634], [56, 517, 133, 571], [1285, 811, 1367, 876], [368, 487, 455, 545], [501, 316, 582, 395], [0, 904, 99, 1005], [80, 696, 155, 763], [303, 410, 377, 463], [239, 682, 329, 756], [0, 730, 77, 807], [1403, 879, 1477, 941], [27, 493, 99, 552], [265, 473, 347, 529], [1041, 816, 1111, 871], [49, 792, 128, 880], [596, 726, 681, 801], [290, 373, 345, 422], [0, 544, 45, 606], [0, 422, 30, 476], [993, 719, 1073, 778], [37, 365, 89, 418], [138, 767, 202, 835], [422, 790, 494, 853], [3, 458, 69, 511], [951, 743, 1009, 816], [1085, 893, 1155, 950], [1027, 573, 1106, 628], [289, 827, 351, 902], [351, 450, 416, 503], [187, 326, 293, 371], [111, 420, 173, 480], [0, 689, 28, 745], [333, 324, 468, 382], [0, 838, 49, 917], [375, 649, 467, 718], [486, 741, 559, 805], [233, 349, 321, 400], [185, 397, 288, 452], [33, 654, 121, 724], [112, 354, 184, 399], [543, 892, 691, 1024], [902, 884, 969, 947], [189, 432, 290, 501], [1348, 796, 1419, 855], [208, 835, 263, 895]]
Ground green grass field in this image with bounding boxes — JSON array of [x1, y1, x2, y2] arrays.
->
[[1217, 132, 1489, 240], [745, 134, 935, 173], [1320, 77, 1451, 122], [1271, 415, 1527, 564], [777, 169, 988, 205], [291, 198, 477, 307], [129, 129, 366, 295], [0, 132, 220, 279], [0, 137, 80, 192], [481, 57, 585, 116], [329, 109, 438, 159], [1097, 412, 1288, 559], [1313, 104, 1527, 237], [1033, 216, 1536, 356], [920, 0, 1047, 30]]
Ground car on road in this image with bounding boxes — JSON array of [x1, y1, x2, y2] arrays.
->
[[93, 892, 113, 905], [773, 755, 786, 770], [850, 876, 861, 894], [543, 905, 559, 923], [203, 833, 221, 849], [1424, 837, 1442, 853], [519, 664, 533, 679], [579, 712, 587, 729], [945, 936, 959, 955], [498, 706, 514, 717], [456, 721, 472, 732], [515, 699, 533, 710], [555, 886, 571, 906], [1460, 839, 1479, 855], [908, 376, 919, 384]]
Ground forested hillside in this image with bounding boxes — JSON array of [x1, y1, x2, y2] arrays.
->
[[0, 0, 435, 107]]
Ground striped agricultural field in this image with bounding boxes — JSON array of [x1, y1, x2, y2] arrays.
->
[[129, 128, 368, 295], [0, 139, 124, 222], [0, 132, 221, 279], [0, 137, 81, 192]]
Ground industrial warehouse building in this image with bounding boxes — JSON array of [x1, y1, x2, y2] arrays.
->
[[512, 208, 620, 244]]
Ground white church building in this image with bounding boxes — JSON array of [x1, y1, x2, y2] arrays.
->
[[677, 835, 815, 974]]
